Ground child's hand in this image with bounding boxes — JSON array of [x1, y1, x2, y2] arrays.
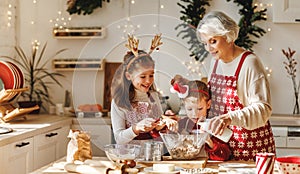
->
[[133, 118, 156, 134], [205, 137, 214, 149], [164, 118, 178, 132]]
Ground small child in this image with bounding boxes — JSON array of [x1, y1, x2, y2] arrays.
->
[[111, 34, 177, 145], [170, 75, 231, 161]]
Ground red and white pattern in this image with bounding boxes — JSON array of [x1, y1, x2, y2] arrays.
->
[[256, 153, 275, 174], [125, 101, 160, 128], [208, 52, 275, 161]]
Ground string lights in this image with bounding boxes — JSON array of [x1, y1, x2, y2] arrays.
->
[[254, 0, 273, 77], [49, 0, 72, 29], [7, 3, 12, 27], [183, 57, 207, 78], [117, 0, 140, 39]]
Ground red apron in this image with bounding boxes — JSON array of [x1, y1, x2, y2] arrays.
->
[[208, 51, 276, 161]]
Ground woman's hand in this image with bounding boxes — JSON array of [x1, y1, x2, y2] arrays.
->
[[132, 118, 157, 135], [208, 114, 232, 136]]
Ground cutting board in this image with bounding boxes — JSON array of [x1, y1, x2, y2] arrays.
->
[[137, 156, 207, 169]]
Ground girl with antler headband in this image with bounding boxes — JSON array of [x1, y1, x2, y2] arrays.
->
[[111, 34, 177, 145], [170, 76, 231, 161]]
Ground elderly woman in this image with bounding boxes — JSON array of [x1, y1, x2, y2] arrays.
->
[[196, 11, 275, 161]]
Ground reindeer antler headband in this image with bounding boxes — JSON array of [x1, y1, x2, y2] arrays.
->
[[125, 34, 163, 70]]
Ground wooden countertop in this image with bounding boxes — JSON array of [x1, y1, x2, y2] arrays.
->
[[0, 114, 72, 146], [31, 156, 281, 174]]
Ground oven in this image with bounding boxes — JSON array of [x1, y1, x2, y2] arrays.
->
[[272, 126, 300, 157]]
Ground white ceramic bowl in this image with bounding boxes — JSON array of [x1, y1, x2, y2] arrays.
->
[[275, 156, 300, 174]]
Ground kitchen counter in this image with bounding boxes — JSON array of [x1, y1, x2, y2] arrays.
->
[[0, 114, 72, 146], [31, 156, 280, 174], [270, 113, 300, 126]]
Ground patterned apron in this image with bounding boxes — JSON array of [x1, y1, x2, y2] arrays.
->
[[208, 51, 276, 161], [125, 94, 161, 140]]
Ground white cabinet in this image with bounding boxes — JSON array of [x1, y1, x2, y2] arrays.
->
[[272, 126, 300, 157], [72, 124, 112, 156], [2, 137, 34, 174], [273, 0, 300, 23], [0, 146, 4, 174], [33, 125, 70, 170]]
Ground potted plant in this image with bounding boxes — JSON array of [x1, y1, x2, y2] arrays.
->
[[3, 41, 67, 113]]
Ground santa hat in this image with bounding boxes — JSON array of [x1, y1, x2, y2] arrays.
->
[[170, 82, 189, 98]]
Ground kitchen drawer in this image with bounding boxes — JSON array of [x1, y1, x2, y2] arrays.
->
[[272, 126, 288, 136], [274, 136, 287, 148], [287, 137, 300, 148], [276, 148, 300, 157]]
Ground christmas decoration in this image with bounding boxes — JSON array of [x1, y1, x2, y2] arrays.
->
[[67, 0, 111, 15], [226, 0, 267, 51], [282, 48, 299, 114], [175, 0, 211, 62]]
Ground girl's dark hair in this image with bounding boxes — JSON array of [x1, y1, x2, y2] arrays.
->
[[111, 50, 156, 110]]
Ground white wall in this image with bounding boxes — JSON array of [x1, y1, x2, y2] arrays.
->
[[13, 0, 300, 114]]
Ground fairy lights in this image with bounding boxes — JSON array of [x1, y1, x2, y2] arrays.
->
[[117, 0, 140, 39], [183, 57, 207, 78], [7, 3, 12, 27], [49, 0, 72, 29]]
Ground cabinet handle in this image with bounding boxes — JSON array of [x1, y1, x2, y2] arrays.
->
[[15, 142, 30, 148], [45, 132, 58, 137]]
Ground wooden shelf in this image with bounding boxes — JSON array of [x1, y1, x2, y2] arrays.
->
[[53, 27, 106, 39], [52, 58, 105, 71]]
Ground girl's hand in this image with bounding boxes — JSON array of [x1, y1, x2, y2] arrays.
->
[[208, 114, 232, 136], [133, 118, 157, 134]]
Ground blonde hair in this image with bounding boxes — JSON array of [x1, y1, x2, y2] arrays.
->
[[197, 11, 239, 43]]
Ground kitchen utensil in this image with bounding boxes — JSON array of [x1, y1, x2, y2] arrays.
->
[[159, 132, 208, 160], [275, 156, 300, 174]]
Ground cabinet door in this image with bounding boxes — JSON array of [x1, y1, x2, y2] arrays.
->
[[0, 146, 4, 174], [273, 0, 300, 23], [33, 125, 70, 170], [72, 124, 112, 156], [2, 137, 34, 174]]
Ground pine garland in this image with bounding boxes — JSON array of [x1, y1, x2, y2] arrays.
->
[[175, 0, 211, 62], [227, 0, 267, 51], [67, 0, 110, 15]]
